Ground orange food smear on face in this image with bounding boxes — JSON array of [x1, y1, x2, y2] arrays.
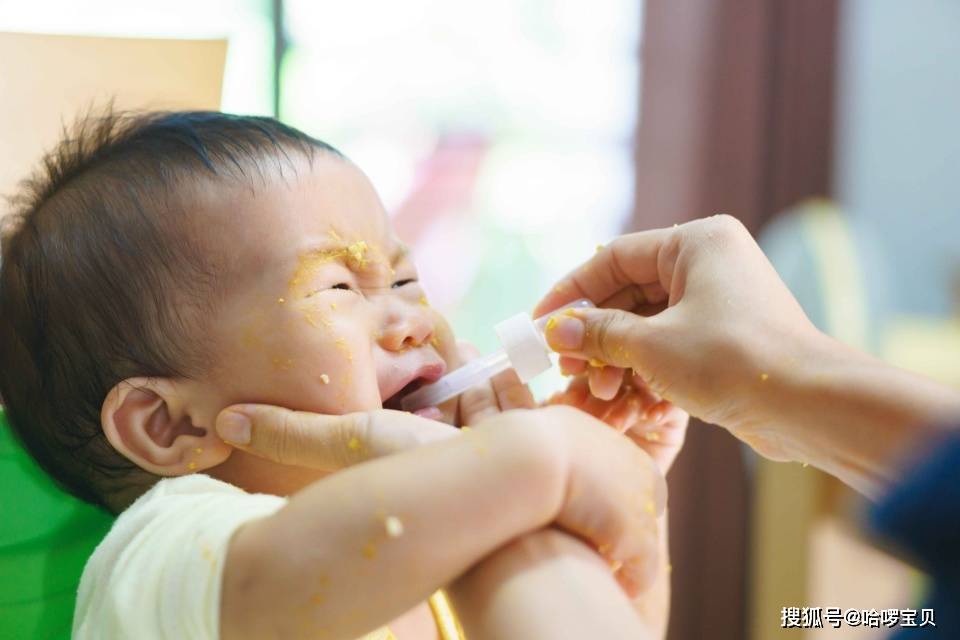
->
[[346, 241, 370, 269], [304, 310, 332, 328], [334, 337, 353, 361], [288, 240, 371, 294]]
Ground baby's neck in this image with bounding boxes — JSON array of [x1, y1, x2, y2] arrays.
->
[[210, 449, 328, 496]]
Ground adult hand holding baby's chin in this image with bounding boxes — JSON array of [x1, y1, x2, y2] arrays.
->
[[212, 341, 533, 470], [215, 405, 458, 471]]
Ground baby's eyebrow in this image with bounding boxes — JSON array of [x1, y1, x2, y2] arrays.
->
[[293, 240, 408, 279], [389, 244, 410, 266], [298, 238, 346, 256]]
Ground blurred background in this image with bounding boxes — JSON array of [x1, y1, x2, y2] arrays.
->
[[1, 0, 958, 638]]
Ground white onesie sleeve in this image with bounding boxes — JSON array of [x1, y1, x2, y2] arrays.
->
[[72, 474, 286, 640]]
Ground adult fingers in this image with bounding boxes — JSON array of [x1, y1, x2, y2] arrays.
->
[[544, 306, 660, 373], [559, 355, 587, 376], [490, 367, 536, 411], [587, 364, 626, 401], [215, 404, 457, 470], [533, 227, 674, 318], [456, 341, 504, 426]]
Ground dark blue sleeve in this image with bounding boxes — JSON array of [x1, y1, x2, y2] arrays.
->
[[869, 430, 960, 638]]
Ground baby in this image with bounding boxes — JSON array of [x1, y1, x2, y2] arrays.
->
[[0, 111, 683, 639]]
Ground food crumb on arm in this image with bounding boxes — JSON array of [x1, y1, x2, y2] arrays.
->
[[383, 516, 404, 538]]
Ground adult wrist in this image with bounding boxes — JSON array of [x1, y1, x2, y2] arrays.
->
[[754, 331, 960, 495], [728, 326, 843, 464]]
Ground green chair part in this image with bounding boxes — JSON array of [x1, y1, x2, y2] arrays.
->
[[0, 409, 114, 639]]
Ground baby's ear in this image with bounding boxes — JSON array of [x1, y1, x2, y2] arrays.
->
[[101, 377, 232, 476]]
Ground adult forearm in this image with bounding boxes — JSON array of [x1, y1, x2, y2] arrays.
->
[[759, 334, 960, 497]]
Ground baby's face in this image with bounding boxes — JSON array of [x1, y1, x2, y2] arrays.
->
[[189, 155, 460, 489]]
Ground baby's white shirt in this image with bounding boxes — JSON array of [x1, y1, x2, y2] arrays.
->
[[72, 474, 286, 640]]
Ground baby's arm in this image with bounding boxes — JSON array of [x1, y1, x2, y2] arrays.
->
[[220, 406, 662, 640], [634, 512, 670, 638], [450, 528, 656, 640], [543, 376, 687, 637]]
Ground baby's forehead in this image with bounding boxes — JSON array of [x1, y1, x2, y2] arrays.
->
[[195, 156, 400, 283]]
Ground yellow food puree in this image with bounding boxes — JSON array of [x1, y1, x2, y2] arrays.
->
[[360, 591, 464, 640]]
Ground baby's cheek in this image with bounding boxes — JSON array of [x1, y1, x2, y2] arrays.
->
[[286, 341, 381, 414], [241, 357, 381, 415], [428, 315, 460, 367], [225, 313, 379, 413], [316, 357, 382, 413]]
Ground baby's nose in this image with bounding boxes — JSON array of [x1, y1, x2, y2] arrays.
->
[[379, 308, 433, 352]]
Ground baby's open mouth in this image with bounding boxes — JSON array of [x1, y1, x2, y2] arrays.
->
[[382, 378, 428, 411], [380, 361, 446, 412]]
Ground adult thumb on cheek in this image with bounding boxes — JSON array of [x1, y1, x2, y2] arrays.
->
[[543, 307, 651, 371], [215, 404, 368, 469], [215, 404, 460, 470]]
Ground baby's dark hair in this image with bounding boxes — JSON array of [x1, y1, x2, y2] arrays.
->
[[0, 109, 341, 512]]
